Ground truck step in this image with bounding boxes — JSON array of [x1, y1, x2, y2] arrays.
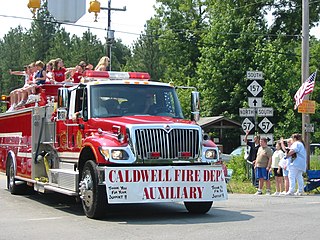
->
[[49, 169, 79, 192]]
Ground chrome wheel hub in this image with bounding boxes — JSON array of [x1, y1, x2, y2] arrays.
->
[[79, 171, 93, 208]]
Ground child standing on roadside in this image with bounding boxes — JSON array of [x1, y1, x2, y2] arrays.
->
[[271, 141, 285, 196]]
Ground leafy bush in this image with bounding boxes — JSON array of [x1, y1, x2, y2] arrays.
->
[[310, 154, 320, 170], [227, 153, 248, 181]]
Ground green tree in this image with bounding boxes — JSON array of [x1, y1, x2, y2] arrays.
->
[[0, 27, 28, 94], [28, 0, 59, 61], [197, 0, 268, 118]]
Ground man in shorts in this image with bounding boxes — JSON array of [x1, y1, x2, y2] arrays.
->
[[254, 137, 273, 195]]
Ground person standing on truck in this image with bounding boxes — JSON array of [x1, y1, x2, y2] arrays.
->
[[34, 60, 47, 85], [95, 56, 109, 71], [244, 130, 260, 187], [52, 58, 67, 83]]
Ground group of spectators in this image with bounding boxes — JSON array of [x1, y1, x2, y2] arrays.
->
[[7, 56, 110, 112], [244, 131, 306, 196]]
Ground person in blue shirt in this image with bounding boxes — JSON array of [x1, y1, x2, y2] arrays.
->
[[285, 133, 307, 196]]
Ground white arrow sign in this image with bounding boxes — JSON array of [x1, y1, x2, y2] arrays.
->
[[258, 117, 273, 133], [260, 134, 274, 145], [240, 134, 254, 146], [247, 80, 263, 97], [248, 97, 262, 108], [242, 118, 254, 133]]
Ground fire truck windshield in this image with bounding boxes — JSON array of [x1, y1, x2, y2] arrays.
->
[[90, 84, 184, 118]]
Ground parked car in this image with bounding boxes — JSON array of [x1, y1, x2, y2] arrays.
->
[[221, 145, 250, 162], [310, 143, 320, 155]]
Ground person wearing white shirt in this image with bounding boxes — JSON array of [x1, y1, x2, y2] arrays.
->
[[285, 133, 307, 196]]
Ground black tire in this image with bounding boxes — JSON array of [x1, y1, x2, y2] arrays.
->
[[7, 157, 19, 194], [79, 160, 107, 219], [184, 201, 213, 214]]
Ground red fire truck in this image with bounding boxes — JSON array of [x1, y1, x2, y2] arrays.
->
[[0, 71, 227, 219]]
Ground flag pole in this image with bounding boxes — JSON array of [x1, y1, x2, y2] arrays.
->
[[302, 0, 310, 170]]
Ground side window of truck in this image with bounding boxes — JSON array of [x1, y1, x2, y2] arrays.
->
[[82, 88, 88, 120]]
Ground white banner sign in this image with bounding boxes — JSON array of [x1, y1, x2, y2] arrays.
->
[[105, 166, 228, 203], [257, 107, 274, 117], [239, 108, 255, 117], [246, 71, 264, 80]]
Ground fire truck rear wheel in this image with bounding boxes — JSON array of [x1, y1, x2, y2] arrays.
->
[[80, 160, 107, 219], [7, 157, 19, 194], [184, 201, 213, 214]]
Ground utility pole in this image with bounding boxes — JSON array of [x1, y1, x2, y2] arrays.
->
[[101, 0, 126, 71], [302, 0, 310, 169]]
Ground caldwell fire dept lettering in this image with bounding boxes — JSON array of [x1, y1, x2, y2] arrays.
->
[[143, 186, 204, 200], [108, 169, 172, 183], [108, 168, 224, 183]]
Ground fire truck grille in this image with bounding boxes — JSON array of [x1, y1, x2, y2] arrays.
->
[[135, 128, 200, 160]]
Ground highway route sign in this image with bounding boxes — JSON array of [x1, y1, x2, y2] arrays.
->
[[242, 118, 255, 133], [258, 117, 273, 133], [248, 97, 262, 108], [247, 80, 263, 97]]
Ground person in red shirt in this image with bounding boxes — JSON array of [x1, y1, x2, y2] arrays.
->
[[52, 58, 66, 83], [72, 64, 85, 83]]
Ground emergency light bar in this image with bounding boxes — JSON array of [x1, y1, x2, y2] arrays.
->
[[83, 70, 150, 81]]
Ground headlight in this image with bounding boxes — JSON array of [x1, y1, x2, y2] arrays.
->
[[111, 150, 129, 160], [99, 147, 110, 160], [205, 149, 217, 159]]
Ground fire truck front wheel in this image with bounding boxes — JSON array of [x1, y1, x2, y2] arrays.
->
[[79, 160, 107, 219], [184, 201, 213, 214]]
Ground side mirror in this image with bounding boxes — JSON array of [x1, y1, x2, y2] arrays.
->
[[57, 87, 69, 121], [191, 91, 200, 122], [57, 108, 67, 121]]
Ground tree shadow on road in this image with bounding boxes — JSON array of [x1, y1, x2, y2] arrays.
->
[[2, 189, 253, 223]]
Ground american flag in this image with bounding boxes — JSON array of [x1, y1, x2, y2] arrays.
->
[[294, 71, 317, 110]]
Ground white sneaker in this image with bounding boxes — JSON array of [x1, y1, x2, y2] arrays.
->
[[294, 192, 303, 196], [280, 191, 287, 195], [254, 190, 262, 195], [273, 192, 280, 196], [6, 104, 15, 112], [285, 192, 294, 196], [266, 190, 271, 195]]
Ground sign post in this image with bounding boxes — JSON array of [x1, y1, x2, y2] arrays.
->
[[239, 71, 274, 145]]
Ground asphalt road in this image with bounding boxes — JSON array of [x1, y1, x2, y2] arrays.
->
[[1, 173, 320, 240]]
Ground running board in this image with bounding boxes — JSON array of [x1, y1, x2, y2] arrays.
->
[[15, 175, 78, 196], [44, 185, 78, 196]]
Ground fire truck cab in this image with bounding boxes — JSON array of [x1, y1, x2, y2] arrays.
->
[[0, 71, 227, 219]]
